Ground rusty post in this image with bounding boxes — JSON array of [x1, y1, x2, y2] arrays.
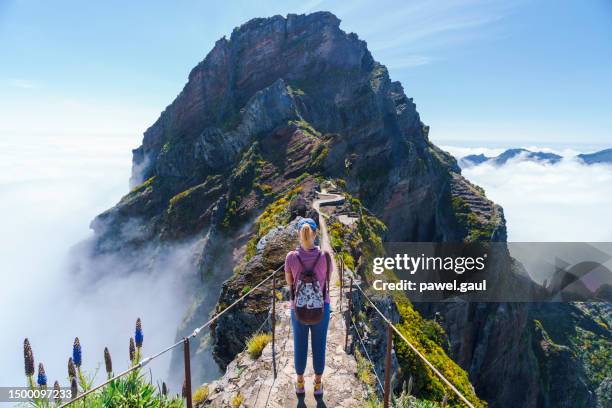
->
[[183, 337, 193, 408], [272, 271, 277, 378], [441, 394, 448, 407], [339, 257, 344, 311], [345, 277, 353, 351], [383, 322, 393, 408]]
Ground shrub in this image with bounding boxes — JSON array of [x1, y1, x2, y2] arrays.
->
[[231, 392, 244, 408], [193, 384, 209, 405], [246, 333, 272, 359]]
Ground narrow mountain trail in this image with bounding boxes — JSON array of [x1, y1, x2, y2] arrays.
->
[[204, 192, 365, 407]]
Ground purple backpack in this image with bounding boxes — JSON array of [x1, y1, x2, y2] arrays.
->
[[292, 251, 330, 325]]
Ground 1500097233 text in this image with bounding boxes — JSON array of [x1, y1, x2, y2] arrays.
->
[[0, 387, 73, 402]]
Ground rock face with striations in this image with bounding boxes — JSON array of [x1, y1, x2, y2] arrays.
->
[[77, 11, 608, 408]]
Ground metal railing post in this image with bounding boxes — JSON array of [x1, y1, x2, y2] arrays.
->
[[383, 322, 393, 408], [272, 271, 277, 378], [339, 257, 344, 311], [345, 277, 353, 351], [183, 337, 193, 408]]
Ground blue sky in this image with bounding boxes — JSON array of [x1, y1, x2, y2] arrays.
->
[[1, 0, 611, 147]]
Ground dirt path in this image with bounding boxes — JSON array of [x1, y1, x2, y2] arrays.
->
[[204, 192, 364, 407]]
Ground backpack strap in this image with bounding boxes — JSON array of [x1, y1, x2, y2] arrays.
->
[[296, 252, 321, 277], [295, 253, 307, 271]]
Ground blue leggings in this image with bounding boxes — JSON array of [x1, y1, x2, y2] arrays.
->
[[291, 303, 331, 375]]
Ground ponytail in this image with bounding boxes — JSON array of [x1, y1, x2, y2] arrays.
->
[[299, 223, 315, 249]]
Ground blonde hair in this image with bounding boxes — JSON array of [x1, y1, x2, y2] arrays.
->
[[299, 224, 316, 249]]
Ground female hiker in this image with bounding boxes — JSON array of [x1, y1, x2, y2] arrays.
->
[[285, 217, 331, 397]]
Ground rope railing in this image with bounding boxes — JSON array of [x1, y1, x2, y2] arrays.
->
[[59, 265, 283, 407]]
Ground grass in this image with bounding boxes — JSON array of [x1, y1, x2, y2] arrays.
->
[[231, 392, 244, 408], [450, 186, 499, 242], [355, 349, 376, 389], [394, 300, 486, 408], [245, 185, 303, 260], [246, 332, 272, 359], [288, 119, 321, 137], [193, 385, 209, 405]]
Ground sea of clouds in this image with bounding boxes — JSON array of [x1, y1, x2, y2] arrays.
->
[[442, 145, 612, 242], [0, 133, 194, 398]]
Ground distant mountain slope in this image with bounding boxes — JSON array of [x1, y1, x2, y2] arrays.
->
[[578, 148, 612, 164], [460, 147, 612, 168]]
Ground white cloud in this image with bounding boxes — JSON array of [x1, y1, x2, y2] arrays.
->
[[0, 133, 198, 392], [453, 147, 612, 241]]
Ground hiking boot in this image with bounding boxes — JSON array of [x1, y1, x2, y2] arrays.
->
[[313, 381, 323, 396], [295, 380, 305, 395]]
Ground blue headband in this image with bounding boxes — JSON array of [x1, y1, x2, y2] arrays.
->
[[297, 218, 317, 232]]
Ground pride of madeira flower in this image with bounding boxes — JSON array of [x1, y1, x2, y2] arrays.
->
[[72, 337, 82, 367], [70, 377, 78, 400], [67, 357, 76, 380], [129, 337, 136, 364], [23, 338, 35, 379], [135, 318, 143, 348], [37, 363, 47, 387], [104, 347, 113, 378]]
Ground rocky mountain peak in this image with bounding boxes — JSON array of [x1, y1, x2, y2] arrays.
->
[[132, 12, 373, 187]]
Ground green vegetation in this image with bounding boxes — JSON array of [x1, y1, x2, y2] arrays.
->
[[69, 373, 183, 408], [577, 327, 611, 385], [451, 195, 496, 242], [167, 175, 222, 212], [288, 119, 321, 138], [193, 385, 209, 405], [530, 304, 612, 390], [246, 332, 272, 359], [126, 176, 157, 196], [427, 145, 458, 172], [310, 142, 329, 172], [223, 143, 266, 228], [245, 185, 303, 260], [287, 85, 305, 96], [326, 193, 386, 281], [355, 349, 377, 389], [230, 392, 244, 408], [161, 141, 171, 154], [395, 300, 486, 408]]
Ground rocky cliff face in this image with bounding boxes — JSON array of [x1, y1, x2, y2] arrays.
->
[[80, 11, 607, 408]]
